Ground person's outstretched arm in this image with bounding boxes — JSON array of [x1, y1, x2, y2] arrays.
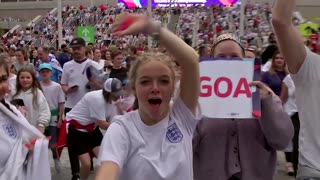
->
[[272, 0, 306, 74], [112, 14, 199, 115]]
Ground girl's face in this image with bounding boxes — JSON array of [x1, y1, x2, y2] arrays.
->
[[19, 71, 33, 90], [0, 66, 9, 100], [273, 53, 285, 68], [16, 51, 24, 61], [32, 50, 38, 57], [135, 61, 175, 124], [213, 40, 243, 58], [105, 51, 111, 60]]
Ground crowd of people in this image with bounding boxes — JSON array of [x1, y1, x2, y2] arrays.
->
[[0, 2, 282, 51], [1, 0, 320, 180]]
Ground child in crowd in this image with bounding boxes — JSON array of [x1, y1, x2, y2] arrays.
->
[[12, 66, 50, 133], [39, 63, 65, 173]]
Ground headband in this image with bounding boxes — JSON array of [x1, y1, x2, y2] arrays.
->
[[210, 33, 245, 56]]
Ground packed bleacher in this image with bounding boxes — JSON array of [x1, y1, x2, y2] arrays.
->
[[1, 3, 276, 51]]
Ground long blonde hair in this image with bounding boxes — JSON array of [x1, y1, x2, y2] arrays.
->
[[128, 52, 177, 110], [269, 51, 289, 75]]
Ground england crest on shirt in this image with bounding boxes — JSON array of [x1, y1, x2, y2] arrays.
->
[[166, 122, 183, 143], [3, 123, 17, 139]]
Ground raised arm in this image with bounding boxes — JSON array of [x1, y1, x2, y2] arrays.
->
[[111, 14, 200, 115], [149, 20, 200, 115], [271, 0, 306, 73]]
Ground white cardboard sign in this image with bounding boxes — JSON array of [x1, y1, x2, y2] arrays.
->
[[199, 59, 258, 119]]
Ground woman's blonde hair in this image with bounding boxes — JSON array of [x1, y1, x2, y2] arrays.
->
[[128, 52, 177, 110], [269, 51, 289, 75]]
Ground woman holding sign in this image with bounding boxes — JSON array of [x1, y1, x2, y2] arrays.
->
[[96, 14, 200, 180], [193, 33, 294, 180]]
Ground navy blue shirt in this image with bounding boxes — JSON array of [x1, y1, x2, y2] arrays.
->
[[261, 71, 287, 96]]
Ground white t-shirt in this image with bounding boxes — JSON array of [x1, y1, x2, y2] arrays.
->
[[282, 75, 298, 116], [40, 81, 65, 126], [66, 90, 118, 126], [98, 97, 200, 180], [13, 88, 51, 128], [61, 59, 95, 108], [97, 59, 106, 70], [291, 47, 320, 174], [262, 60, 272, 72]]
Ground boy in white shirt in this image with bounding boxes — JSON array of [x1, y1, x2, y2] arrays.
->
[[39, 63, 65, 174], [63, 78, 122, 180]]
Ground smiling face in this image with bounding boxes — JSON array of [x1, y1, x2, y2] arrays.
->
[[212, 40, 244, 58], [105, 50, 111, 60], [93, 49, 102, 61], [112, 54, 123, 68], [273, 52, 285, 69], [19, 71, 33, 91], [134, 60, 175, 125]]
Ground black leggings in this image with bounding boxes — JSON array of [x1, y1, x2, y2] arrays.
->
[[291, 112, 300, 176], [285, 152, 293, 163], [285, 112, 300, 176], [65, 107, 80, 176]]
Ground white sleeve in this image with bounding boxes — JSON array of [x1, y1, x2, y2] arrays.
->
[[87, 96, 105, 121], [282, 75, 290, 86], [97, 121, 129, 170], [37, 91, 51, 127], [60, 64, 68, 85], [171, 97, 201, 135], [291, 47, 320, 84], [58, 85, 65, 103], [261, 61, 271, 72]]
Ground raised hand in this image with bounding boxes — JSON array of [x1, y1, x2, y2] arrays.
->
[[111, 14, 151, 37]]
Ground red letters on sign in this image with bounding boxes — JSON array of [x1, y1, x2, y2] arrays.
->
[[214, 77, 233, 98], [233, 78, 251, 98], [200, 76, 212, 97], [200, 76, 252, 98]]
